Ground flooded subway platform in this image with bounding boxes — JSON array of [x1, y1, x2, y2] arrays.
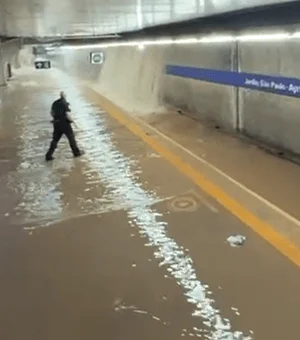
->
[[0, 67, 299, 340]]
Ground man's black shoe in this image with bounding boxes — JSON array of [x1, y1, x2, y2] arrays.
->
[[45, 155, 54, 161], [74, 150, 85, 158]]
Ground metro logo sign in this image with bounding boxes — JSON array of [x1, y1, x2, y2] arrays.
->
[[90, 52, 104, 64]]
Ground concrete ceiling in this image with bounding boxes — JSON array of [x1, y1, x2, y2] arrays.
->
[[0, 0, 295, 37]]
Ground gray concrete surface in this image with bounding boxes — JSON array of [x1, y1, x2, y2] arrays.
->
[[1, 66, 300, 340], [239, 40, 300, 154], [140, 110, 300, 245], [85, 43, 237, 129], [162, 43, 237, 131], [0, 39, 22, 85], [90, 45, 166, 115], [51, 26, 300, 156], [51, 49, 102, 81]]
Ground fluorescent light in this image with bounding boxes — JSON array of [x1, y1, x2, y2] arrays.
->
[[199, 35, 235, 43], [238, 33, 289, 41], [59, 31, 300, 50], [60, 44, 98, 50], [174, 38, 199, 44], [290, 31, 300, 38], [143, 39, 173, 45]]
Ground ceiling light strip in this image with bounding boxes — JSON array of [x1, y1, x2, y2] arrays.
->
[[59, 31, 300, 49]]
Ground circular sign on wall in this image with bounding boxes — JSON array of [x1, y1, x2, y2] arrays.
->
[[90, 52, 104, 64]]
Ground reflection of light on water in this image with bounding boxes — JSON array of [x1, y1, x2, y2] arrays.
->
[[54, 69, 252, 340]]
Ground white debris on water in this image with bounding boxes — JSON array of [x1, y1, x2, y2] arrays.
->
[[148, 152, 161, 158], [231, 307, 240, 316], [53, 70, 253, 340], [227, 235, 246, 247], [152, 315, 161, 321], [133, 309, 148, 315], [19, 161, 31, 170], [114, 300, 137, 312], [12, 87, 64, 226], [114, 299, 162, 322]]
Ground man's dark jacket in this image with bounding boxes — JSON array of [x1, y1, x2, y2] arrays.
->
[[51, 98, 72, 124]]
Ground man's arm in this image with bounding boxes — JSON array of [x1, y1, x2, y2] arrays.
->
[[50, 103, 55, 121], [64, 101, 73, 123], [66, 112, 73, 123], [64, 101, 71, 112]]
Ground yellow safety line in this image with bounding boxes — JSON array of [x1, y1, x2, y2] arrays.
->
[[86, 89, 300, 268]]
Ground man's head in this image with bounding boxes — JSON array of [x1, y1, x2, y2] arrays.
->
[[60, 91, 66, 100]]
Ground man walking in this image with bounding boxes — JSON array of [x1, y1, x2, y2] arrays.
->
[[45, 91, 83, 161]]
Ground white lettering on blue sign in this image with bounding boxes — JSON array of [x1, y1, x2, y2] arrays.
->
[[245, 78, 292, 93], [245, 78, 259, 87], [260, 79, 270, 88], [245, 78, 271, 89], [166, 65, 300, 98], [288, 84, 300, 94], [270, 81, 286, 91]]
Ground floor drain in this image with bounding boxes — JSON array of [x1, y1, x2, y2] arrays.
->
[[169, 195, 198, 212]]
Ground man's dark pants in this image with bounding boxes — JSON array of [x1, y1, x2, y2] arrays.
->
[[46, 122, 80, 160]]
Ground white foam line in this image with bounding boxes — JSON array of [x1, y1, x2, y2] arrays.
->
[[53, 69, 252, 340], [131, 114, 300, 228]]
